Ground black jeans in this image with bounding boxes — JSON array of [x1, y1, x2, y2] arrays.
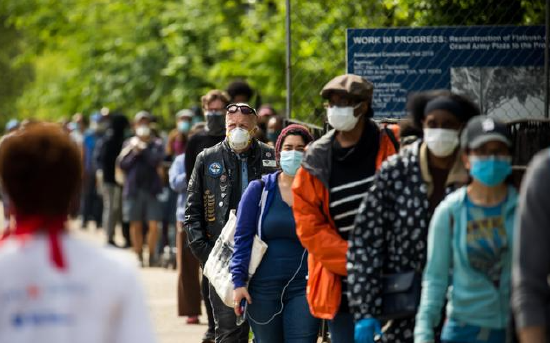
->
[[208, 282, 249, 343], [202, 274, 215, 338]]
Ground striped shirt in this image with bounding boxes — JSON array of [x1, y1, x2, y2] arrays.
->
[[328, 121, 380, 312], [329, 121, 379, 241], [330, 175, 375, 237]]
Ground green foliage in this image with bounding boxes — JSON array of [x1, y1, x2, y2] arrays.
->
[[0, 16, 34, 127], [0, 0, 545, 128]]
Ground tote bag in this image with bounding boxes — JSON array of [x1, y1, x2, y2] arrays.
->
[[203, 209, 268, 307]]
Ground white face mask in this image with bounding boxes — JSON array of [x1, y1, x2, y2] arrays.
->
[[327, 104, 361, 132], [423, 128, 459, 157], [136, 125, 151, 138], [227, 127, 251, 151]]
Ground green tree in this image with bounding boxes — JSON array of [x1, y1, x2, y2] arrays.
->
[[0, 0, 545, 127], [0, 16, 33, 127]]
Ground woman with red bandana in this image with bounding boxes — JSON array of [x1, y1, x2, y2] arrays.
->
[[0, 122, 156, 343]]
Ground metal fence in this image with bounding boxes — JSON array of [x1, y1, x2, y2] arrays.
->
[[285, 0, 548, 126]]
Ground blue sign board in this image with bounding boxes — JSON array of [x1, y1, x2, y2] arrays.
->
[[347, 26, 545, 118]]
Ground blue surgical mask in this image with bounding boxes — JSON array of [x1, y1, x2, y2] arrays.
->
[[469, 156, 512, 187], [279, 150, 304, 176], [178, 121, 190, 133]]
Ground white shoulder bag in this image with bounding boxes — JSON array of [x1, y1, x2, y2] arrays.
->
[[203, 205, 268, 307]]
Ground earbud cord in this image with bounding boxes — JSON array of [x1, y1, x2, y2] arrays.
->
[[246, 249, 307, 326]]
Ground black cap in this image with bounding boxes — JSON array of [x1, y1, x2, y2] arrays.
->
[[461, 116, 512, 150]]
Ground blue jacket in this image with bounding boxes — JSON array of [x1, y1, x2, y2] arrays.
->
[[415, 186, 518, 343], [230, 171, 281, 289], [169, 154, 187, 222]]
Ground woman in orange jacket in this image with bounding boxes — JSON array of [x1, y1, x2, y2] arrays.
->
[[292, 74, 399, 343]]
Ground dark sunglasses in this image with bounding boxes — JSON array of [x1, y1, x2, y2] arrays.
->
[[226, 103, 257, 116]]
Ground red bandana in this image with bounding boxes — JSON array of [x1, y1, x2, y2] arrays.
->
[[0, 215, 67, 271]]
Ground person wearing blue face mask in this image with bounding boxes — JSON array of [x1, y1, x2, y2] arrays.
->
[[415, 116, 518, 343], [349, 92, 477, 343], [167, 109, 193, 159], [230, 124, 319, 343]]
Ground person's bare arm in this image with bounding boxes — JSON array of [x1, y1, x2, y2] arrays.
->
[[518, 326, 545, 343]]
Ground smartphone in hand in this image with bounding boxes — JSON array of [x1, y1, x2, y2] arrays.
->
[[236, 298, 248, 326]]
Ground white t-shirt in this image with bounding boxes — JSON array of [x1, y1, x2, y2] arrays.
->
[[0, 234, 156, 343]]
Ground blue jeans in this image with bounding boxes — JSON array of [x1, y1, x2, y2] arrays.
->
[[442, 319, 506, 343], [327, 312, 355, 343], [247, 294, 320, 343]]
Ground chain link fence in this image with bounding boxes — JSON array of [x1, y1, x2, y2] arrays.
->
[[287, 0, 547, 126]]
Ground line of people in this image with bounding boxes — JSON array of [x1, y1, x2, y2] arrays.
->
[[181, 73, 548, 343], [0, 72, 548, 343]]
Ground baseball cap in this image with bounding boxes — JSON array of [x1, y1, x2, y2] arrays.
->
[[320, 74, 374, 102], [461, 116, 512, 150], [135, 110, 152, 122], [176, 109, 193, 119]]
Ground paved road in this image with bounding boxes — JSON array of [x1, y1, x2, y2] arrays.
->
[[73, 224, 208, 343]]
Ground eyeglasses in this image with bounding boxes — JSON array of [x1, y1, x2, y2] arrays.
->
[[226, 103, 257, 116]]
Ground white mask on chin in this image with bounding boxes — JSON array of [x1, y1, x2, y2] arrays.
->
[[423, 128, 459, 157]]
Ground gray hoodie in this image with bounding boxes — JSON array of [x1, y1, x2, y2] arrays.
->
[[512, 148, 550, 339]]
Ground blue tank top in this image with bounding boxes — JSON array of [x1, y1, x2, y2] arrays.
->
[[249, 180, 308, 300]]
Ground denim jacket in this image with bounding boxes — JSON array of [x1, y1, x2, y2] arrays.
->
[[169, 153, 187, 222]]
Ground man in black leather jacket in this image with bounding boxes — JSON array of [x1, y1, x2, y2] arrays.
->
[[184, 103, 276, 342]]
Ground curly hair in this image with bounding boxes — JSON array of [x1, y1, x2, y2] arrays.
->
[[226, 80, 254, 101], [0, 122, 82, 216], [201, 89, 230, 109]]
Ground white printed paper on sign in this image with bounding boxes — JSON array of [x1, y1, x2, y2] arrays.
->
[[262, 160, 277, 168]]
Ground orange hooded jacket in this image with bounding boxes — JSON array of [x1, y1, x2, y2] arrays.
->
[[292, 124, 399, 319]]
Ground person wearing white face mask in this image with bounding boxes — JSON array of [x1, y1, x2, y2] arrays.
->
[[119, 111, 165, 267], [182, 89, 230, 343], [291, 74, 400, 343], [230, 124, 319, 342], [348, 92, 479, 343], [184, 102, 277, 343], [416, 116, 517, 343]]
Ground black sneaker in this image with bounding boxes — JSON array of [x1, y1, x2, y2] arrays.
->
[[107, 240, 121, 248], [148, 255, 158, 268], [201, 331, 215, 343]]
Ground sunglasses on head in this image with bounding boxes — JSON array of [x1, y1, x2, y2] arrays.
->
[[226, 103, 257, 116]]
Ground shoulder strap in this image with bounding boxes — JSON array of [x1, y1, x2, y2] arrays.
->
[[383, 125, 400, 153], [256, 179, 268, 239]]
